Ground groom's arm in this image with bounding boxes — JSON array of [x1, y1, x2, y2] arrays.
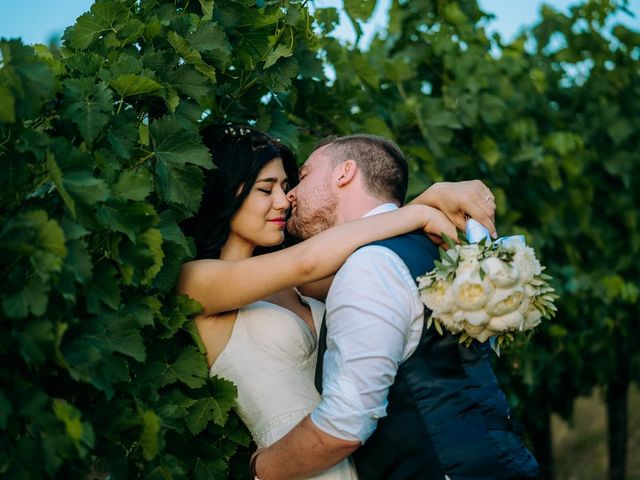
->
[[255, 246, 421, 479], [254, 415, 359, 479]]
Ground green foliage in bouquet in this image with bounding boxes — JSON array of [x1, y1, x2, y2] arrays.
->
[[0, 0, 322, 477]]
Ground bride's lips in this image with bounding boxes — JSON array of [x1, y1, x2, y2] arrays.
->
[[267, 217, 287, 228]]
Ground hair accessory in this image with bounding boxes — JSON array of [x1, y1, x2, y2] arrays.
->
[[224, 126, 251, 137]]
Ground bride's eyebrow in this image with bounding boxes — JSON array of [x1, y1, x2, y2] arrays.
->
[[255, 177, 278, 183]]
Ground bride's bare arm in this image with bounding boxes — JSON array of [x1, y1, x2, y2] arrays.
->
[[297, 276, 334, 303], [176, 204, 454, 316], [297, 180, 498, 302]]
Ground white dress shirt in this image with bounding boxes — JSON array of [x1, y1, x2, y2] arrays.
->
[[310, 203, 425, 442]]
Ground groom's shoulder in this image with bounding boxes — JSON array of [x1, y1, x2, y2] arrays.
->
[[367, 231, 439, 257], [365, 232, 439, 282]]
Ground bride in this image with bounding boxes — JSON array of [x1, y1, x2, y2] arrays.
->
[[178, 125, 496, 479]]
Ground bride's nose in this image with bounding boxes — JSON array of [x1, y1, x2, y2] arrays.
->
[[273, 187, 290, 211]]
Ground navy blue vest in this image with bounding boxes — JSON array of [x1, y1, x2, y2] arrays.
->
[[316, 233, 540, 480]]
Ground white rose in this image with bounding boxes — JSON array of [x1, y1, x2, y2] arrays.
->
[[522, 307, 542, 330], [513, 245, 542, 284], [461, 310, 490, 327], [486, 286, 525, 317], [517, 297, 531, 321], [438, 313, 462, 333], [462, 322, 485, 336], [488, 310, 524, 331], [420, 279, 455, 314], [470, 328, 495, 343], [524, 283, 538, 298], [457, 245, 481, 275], [481, 257, 519, 288], [452, 271, 493, 311]]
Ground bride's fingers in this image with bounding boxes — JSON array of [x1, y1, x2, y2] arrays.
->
[[468, 203, 497, 238], [427, 216, 458, 242], [427, 233, 445, 246]]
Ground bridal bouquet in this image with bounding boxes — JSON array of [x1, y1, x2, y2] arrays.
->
[[417, 220, 557, 349]]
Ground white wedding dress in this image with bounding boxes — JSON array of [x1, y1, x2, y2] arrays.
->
[[210, 295, 358, 479]]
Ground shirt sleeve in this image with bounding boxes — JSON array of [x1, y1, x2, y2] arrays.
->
[[310, 245, 423, 443]]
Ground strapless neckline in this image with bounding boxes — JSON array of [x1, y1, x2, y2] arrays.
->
[[252, 298, 317, 339]]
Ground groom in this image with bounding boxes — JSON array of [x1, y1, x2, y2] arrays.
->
[[251, 134, 540, 479]]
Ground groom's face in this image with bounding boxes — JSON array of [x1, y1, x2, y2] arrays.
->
[[286, 146, 338, 239]]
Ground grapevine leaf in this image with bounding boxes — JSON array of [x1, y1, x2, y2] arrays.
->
[[63, 1, 129, 50], [110, 74, 163, 98], [186, 377, 236, 434], [198, 0, 214, 20], [153, 240, 190, 292], [156, 158, 204, 212], [186, 398, 220, 434], [86, 264, 121, 312], [261, 56, 299, 93], [107, 111, 139, 159], [167, 31, 217, 82], [0, 84, 15, 122], [61, 78, 113, 143], [140, 228, 164, 285], [147, 346, 208, 389], [113, 168, 154, 201], [188, 22, 232, 68], [52, 399, 95, 457], [194, 458, 228, 479], [264, 44, 293, 69], [209, 376, 237, 424], [127, 296, 162, 328], [95, 202, 158, 243], [139, 410, 162, 461], [169, 66, 211, 99], [2, 272, 48, 319], [17, 319, 56, 365], [46, 152, 76, 217], [104, 313, 147, 362], [344, 0, 376, 22], [151, 116, 212, 168]]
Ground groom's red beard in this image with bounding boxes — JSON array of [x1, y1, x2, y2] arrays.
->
[[287, 192, 338, 240]]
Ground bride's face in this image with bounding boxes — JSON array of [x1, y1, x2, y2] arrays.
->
[[229, 157, 290, 248]]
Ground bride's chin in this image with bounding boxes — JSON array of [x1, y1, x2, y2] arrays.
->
[[259, 234, 285, 247]]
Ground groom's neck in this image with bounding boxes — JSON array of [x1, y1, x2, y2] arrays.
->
[[334, 195, 395, 225]]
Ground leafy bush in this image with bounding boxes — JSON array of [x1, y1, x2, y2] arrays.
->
[[0, 0, 319, 477]]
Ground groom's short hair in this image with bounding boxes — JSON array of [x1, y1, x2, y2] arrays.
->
[[315, 134, 408, 204]]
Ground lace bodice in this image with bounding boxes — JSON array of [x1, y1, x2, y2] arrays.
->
[[210, 295, 323, 448]]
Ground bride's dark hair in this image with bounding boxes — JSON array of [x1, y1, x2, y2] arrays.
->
[[182, 125, 299, 259]]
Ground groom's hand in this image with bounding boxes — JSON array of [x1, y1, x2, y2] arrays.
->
[[410, 180, 497, 238], [253, 415, 359, 480]]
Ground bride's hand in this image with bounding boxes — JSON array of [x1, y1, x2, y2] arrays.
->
[[411, 180, 497, 238], [420, 206, 458, 246]]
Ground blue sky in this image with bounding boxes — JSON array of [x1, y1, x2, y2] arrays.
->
[[0, 0, 638, 46]]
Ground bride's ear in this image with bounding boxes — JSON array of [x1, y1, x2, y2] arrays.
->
[[335, 159, 357, 187]]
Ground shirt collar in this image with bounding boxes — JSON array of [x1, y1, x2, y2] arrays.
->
[[362, 203, 399, 218]]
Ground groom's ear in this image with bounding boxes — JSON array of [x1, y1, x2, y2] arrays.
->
[[335, 159, 357, 187]]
